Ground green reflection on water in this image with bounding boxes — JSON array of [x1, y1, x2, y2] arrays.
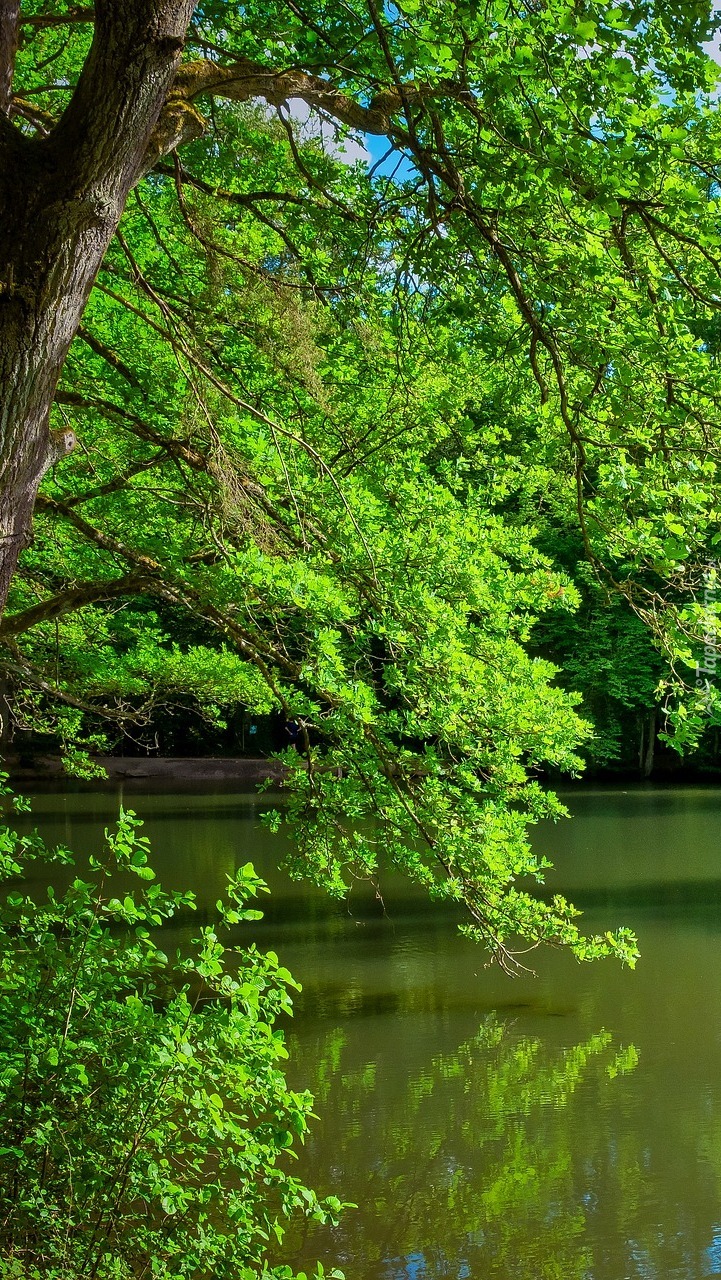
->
[[284, 1015, 638, 1280]]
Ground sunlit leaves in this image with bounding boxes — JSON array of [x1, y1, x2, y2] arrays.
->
[[11, 0, 721, 964], [0, 801, 345, 1279]]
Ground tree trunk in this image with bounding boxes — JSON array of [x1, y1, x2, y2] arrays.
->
[[0, 0, 195, 617], [642, 708, 656, 779]]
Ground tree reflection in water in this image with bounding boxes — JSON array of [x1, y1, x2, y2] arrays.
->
[[282, 1016, 638, 1280]]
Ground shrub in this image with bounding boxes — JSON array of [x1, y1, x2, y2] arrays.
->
[[0, 782, 344, 1279]]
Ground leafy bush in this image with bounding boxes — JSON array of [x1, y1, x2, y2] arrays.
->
[[0, 782, 344, 1279]]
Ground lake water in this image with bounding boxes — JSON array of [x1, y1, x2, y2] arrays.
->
[[15, 783, 721, 1280]]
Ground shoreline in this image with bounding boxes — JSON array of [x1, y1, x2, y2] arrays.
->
[[5, 755, 288, 786], [5, 752, 721, 789]]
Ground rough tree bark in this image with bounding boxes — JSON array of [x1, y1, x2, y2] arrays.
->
[[0, 0, 195, 616]]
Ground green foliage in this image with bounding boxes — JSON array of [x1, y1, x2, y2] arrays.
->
[[11, 0, 721, 964], [0, 781, 345, 1280], [4, 114, 640, 969]]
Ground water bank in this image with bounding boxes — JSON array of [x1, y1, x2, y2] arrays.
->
[[4, 754, 287, 785]]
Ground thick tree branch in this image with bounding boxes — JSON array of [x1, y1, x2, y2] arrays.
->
[[76, 329, 144, 390], [2, 641, 140, 723], [154, 160, 309, 208], [0, 4, 205, 617], [52, 448, 172, 508], [172, 56, 403, 134], [19, 7, 95, 28], [35, 492, 165, 575], [55, 389, 209, 471], [0, 572, 153, 639], [144, 54, 459, 168]]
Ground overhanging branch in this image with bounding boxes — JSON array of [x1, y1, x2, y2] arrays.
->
[[0, 572, 154, 639], [144, 53, 465, 168], [172, 56, 405, 134], [19, 6, 94, 28]]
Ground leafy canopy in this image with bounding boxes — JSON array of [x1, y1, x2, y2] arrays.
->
[[7, 0, 721, 966]]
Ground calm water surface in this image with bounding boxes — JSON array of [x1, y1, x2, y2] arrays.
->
[[18, 784, 721, 1280]]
